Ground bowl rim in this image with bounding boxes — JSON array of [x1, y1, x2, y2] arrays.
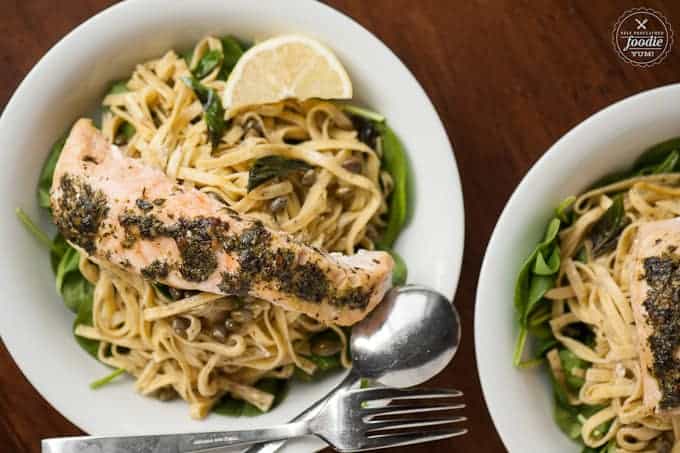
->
[[474, 82, 680, 452], [0, 0, 465, 441]]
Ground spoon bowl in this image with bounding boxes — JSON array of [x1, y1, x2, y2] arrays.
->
[[351, 285, 461, 387]]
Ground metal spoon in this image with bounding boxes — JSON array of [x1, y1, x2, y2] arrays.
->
[[243, 284, 461, 453]]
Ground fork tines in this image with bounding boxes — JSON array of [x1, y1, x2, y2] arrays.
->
[[347, 387, 468, 451]]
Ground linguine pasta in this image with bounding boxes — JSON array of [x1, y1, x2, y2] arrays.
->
[[71, 36, 394, 418], [545, 174, 680, 452]]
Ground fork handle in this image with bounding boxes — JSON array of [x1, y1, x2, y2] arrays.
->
[[41, 421, 311, 453], [242, 369, 361, 453]]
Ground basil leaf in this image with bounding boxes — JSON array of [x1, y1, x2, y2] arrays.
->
[[218, 36, 245, 80], [193, 49, 224, 79], [181, 76, 226, 147], [588, 194, 629, 256], [375, 123, 409, 250], [38, 135, 67, 209], [389, 249, 407, 285], [247, 156, 311, 192]]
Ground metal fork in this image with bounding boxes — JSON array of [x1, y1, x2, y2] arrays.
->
[[42, 387, 467, 453]]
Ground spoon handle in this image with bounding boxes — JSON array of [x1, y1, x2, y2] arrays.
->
[[242, 370, 361, 453]]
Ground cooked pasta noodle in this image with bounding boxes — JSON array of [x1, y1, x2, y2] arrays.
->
[[545, 174, 680, 451], [72, 36, 392, 418]]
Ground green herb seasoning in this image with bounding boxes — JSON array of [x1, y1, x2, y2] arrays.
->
[[642, 251, 680, 410], [54, 174, 109, 254], [141, 260, 170, 280], [218, 222, 370, 309]]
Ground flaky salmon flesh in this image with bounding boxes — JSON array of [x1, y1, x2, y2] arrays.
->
[[49, 119, 394, 325], [631, 217, 680, 414]]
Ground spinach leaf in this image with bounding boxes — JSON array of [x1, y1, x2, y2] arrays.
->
[[514, 218, 560, 319], [555, 196, 575, 223], [73, 280, 98, 359], [247, 156, 311, 192], [533, 246, 560, 276], [644, 149, 679, 175], [218, 36, 245, 80], [117, 122, 136, 144], [193, 49, 224, 79], [55, 246, 80, 297], [374, 123, 409, 250], [90, 368, 125, 389], [587, 195, 629, 256], [38, 135, 67, 209], [513, 217, 561, 366], [16, 208, 52, 249], [633, 137, 680, 170], [591, 137, 680, 188], [305, 353, 342, 373], [152, 282, 174, 300], [50, 233, 70, 273], [342, 104, 385, 123], [389, 249, 407, 285], [181, 75, 226, 147], [554, 399, 581, 439], [559, 349, 587, 391], [107, 80, 129, 95], [213, 378, 288, 417]]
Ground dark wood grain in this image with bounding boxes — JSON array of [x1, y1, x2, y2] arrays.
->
[[1, 1, 679, 452]]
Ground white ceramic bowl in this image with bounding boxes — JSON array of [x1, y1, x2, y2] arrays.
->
[[476, 84, 680, 452], [0, 0, 464, 451]]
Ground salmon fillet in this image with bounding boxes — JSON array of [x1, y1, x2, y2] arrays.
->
[[49, 119, 393, 325], [630, 217, 680, 414]]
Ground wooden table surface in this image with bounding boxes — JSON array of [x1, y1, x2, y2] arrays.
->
[[2, 1, 680, 452]]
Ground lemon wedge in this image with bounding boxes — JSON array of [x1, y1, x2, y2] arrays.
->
[[223, 34, 352, 112]]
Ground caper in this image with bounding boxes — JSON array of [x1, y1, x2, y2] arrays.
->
[[270, 196, 288, 213], [342, 158, 362, 174], [301, 169, 316, 186], [224, 319, 241, 331], [211, 324, 228, 341], [172, 317, 190, 334], [311, 338, 342, 357], [230, 309, 253, 323]]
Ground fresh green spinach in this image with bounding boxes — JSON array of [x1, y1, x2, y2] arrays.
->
[[389, 250, 407, 285], [374, 123, 409, 250], [38, 135, 67, 209], [181, 75, 226, 147], [193, 49, 224, 79], [90, 368, 125, 390], [587, 195, 628, 256], [247, 156, 311, 192], [218, 36, 245, 80]]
